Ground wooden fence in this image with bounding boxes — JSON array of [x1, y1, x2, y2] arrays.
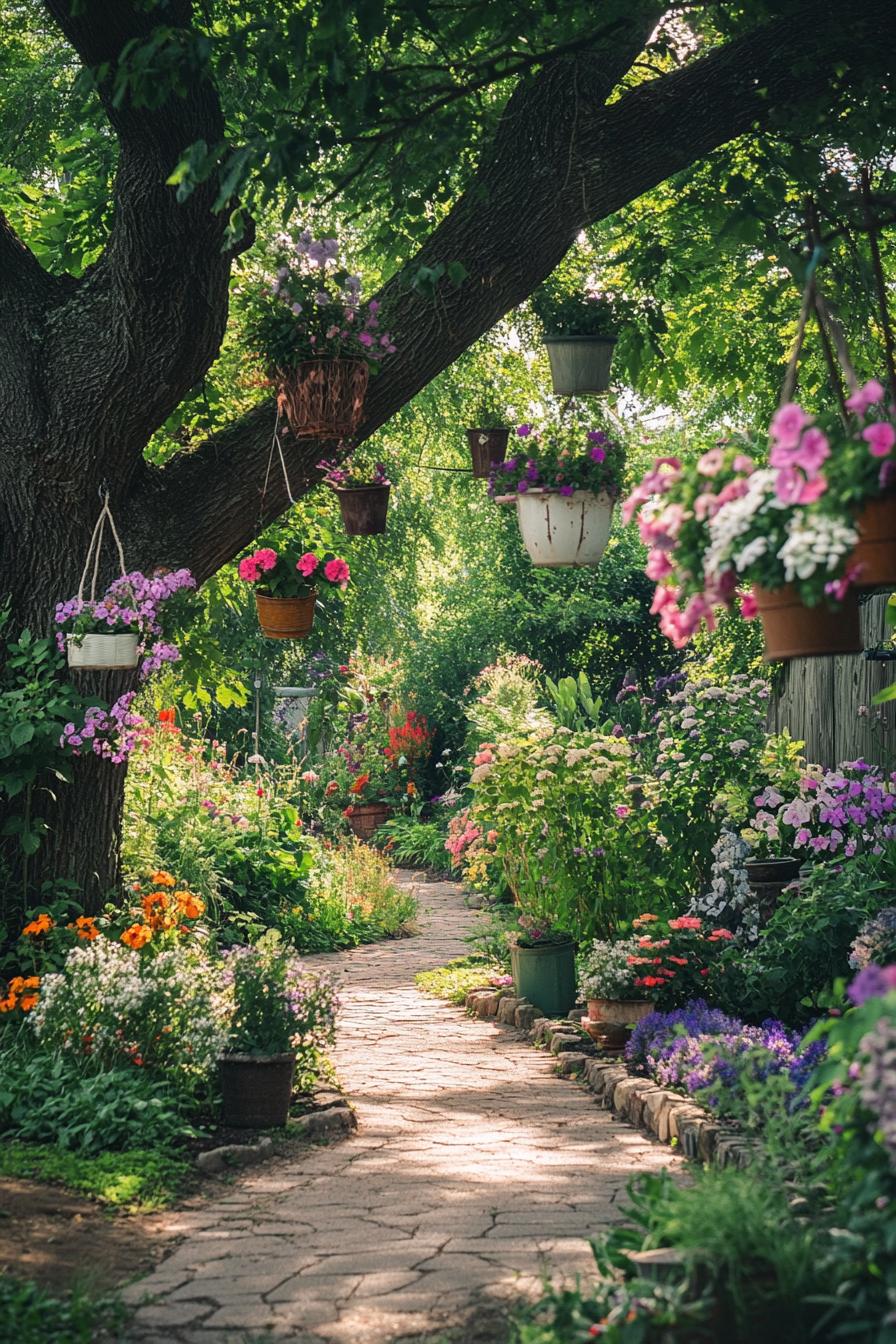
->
[[767, 593, 896, 768]]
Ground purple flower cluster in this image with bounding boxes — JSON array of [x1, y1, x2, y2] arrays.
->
[[849, 963, 896, 1005], [61, 691, 142, 764], [55, 568, 195, 647], [486, 424, 624, 499], [752, 760, 896, 858], [317, 457, 390, 488], [626, 999, 825, 1114], [269, 230, 396, 361]]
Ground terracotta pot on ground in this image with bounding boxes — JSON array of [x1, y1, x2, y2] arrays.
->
[[752, 584, 863, 661], [515, 489, 614, 567], [219, 1053, 296, 1128], [852, 494, 896, 590], [255, 591, 317, 640], [543, 335, 616, 395], [466, 428, 510, 479], [335, 484, 390, 535], [745, 855, 801, 925], [581, 998, 654, 1051], [66, 632, 140, 671], [277, 358, 369, 438], [346, 801, 392, 841]]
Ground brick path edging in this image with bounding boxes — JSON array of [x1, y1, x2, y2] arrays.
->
[[464, 988, 757, 1170]]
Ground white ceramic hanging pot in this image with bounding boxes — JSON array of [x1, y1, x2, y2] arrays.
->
[[66, 632, 140, 671], [543, 336, 616, 395], [515, 489, 614, 567]]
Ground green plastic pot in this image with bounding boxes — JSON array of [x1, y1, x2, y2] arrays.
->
[[543, 335, 616, 395], [510, 940, 577, 1017]]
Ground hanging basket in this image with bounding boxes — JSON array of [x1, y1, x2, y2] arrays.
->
[[852, 493, 896, 590], [335, 484, 390, 536], [752, 584, 863, 661], [277, 358, 369, 438], [346, 801, 392, 841], [515, 489, 614, 567], [543, 335, 616, 395], [66, 632, 140, 671], [466, 428, 510, 479], [255, 591, 317, 640]]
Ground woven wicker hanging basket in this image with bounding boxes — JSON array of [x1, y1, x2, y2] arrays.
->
[[277, 358, 369, 438]]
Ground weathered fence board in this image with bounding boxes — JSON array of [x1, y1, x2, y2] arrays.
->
[[767, 594, 896, 768]]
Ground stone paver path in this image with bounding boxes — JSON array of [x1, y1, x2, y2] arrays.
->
[[127, 877, 677, 1343]]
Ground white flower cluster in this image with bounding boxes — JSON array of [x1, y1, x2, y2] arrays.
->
[[579, 937, 643, 1000], [688, 824, 757, 942], [777, 514, 859, 582], [703, 468, 781, 580]]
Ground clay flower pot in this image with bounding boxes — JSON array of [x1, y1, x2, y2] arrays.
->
[[277, 358, 369, 438], [515, 489, 614, 567], [466, 428, 510, 479], [586, 998, 654, 1026], [219, 1052, 296, 1128], [255, 591, 317, 640], [752, 584, 862, 661], [335, 484, 390, 535], [852, 493, 896, 590], [346, 801, 392, 841], [66, 632, 140, 671], [543, 335, 616, 395]]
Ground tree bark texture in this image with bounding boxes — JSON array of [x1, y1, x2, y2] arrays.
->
[[0, 0, 893, 914]]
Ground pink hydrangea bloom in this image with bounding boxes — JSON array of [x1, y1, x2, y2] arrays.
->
[[297, 552, 319, 577], [238, 556, 260, 582]]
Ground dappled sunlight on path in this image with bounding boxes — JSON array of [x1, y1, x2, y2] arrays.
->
[[126, 876, 678, 1344]]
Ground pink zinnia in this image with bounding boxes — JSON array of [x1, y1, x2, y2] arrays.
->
[[297, 552, 319, 577], [324, 558, 350, 585], [255, 547, 278, 572]]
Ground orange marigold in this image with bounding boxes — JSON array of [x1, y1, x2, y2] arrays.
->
[[149, 870, 176, 888], [120, 923, 153, 950], [22, 913, 53, 937], [69, 915, 99, 941], [175, 891, 205, 919], [142, 892, 169, 915], [18, 994, 38, 1012]]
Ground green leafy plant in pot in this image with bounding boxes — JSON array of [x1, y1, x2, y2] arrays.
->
[[532, 279, 625, 395], [219, 936, 338, 1128], [578, 935, 656, 1048], [508, 915, 576, 1017]]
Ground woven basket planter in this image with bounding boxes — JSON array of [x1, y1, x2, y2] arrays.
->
[[752, 584, 862, 661], [255, 591, 317, 640], [346, 802, 392, 841], [277, 358, 369, 438], [66, 632, 140, 671]]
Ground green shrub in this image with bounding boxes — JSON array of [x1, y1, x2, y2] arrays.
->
[[0, 1141, 192, 1211], [415, 957, 505, 1004], [376, 815, 450, 871], [0, 1277, 125, 1344]]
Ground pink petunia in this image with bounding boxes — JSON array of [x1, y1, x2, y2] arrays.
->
[[740, 591, 759, 620], [846, 378, 886, 415], [863, 421, 896, 458], [697, 448, 724, 477], [324, 558, 351, 585], [774, 466, 827, 505], [770, 402, 810, 450], [296, 552, 319, 577]]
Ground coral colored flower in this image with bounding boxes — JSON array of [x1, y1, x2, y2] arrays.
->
[[487, 830, 498, 844], [157, 707, 176, 725], [863, 421, 896, 458], [69, 916, 99, 941], [297, 552, 319, 577], [349, 773, 370, 796], [22, 913, 53, 937], [406, 782, 417, 796], [238, 556, 261, 582], [120, 923, 152, 950], [324, 558, 350, 585], [668, 915, 702, 930], [176, 891, 205, 919], [325, 780, 339, 797], [18, 994, 38, 1012]]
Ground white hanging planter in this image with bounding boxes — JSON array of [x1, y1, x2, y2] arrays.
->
[[67, 632, 140, 671], [543, 335, 616, 395], [515, 489, 614, 567]]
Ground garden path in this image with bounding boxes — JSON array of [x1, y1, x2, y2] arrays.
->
[[125, 875, 677, 1344]]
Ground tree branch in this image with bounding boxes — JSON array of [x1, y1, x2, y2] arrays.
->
[[136, 0, 896, 583]]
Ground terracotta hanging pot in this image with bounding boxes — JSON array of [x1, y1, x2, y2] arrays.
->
[[852, 493, 896, 590], [346, 801, 392, 841], [277, 358, 369, 438], [255, 591, 317, 640], [466, 428, 510, 479], [543, 335, 616, 395], [335, 484, 390, 536], [752, 584, 862, 661], [515, 489, 614, 567]]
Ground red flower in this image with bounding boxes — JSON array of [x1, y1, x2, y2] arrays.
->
[[667, 956, 689, 966]]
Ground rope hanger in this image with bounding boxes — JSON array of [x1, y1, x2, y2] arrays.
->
[[78, 488, 129, 603]]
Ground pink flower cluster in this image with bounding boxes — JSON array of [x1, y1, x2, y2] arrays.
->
[[61, 692, 143, 764], [751, 760, 896, 858], [238, 548, 278, 582]]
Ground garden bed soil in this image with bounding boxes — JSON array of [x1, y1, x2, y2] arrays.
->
[[0, 1177, 171, 1294]]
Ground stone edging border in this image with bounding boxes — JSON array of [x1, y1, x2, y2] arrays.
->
[[463, 988, 757, 1170]]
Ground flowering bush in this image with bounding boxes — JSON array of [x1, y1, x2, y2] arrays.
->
[[237, 544, 351, 598], [242, 228, 395, 373], [488, 419, 626, 499], [317, 455, 390, 488], [28, 938, 228, 1082], [687, 824, 757, 941], [223, 938, 337, 1078], [747, 759, 896, 859], [579, 937, 648, 1001], [850, 909, 896, 971], [624, 913, 734, 1006], [626, 999, 824, 1116]]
